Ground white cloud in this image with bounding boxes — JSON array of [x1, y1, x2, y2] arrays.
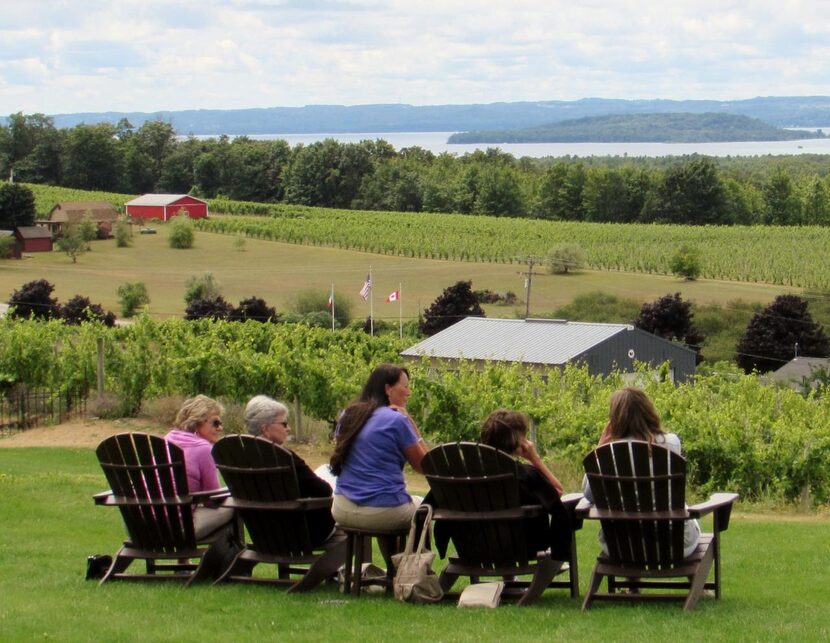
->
[[1, 1, 829, 114]]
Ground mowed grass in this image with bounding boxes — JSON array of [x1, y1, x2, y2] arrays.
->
[[1, 447, 829, 642], [0, 221, 796, 321]]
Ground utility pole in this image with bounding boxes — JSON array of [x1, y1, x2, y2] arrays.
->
[[517, 256, 545, 319]]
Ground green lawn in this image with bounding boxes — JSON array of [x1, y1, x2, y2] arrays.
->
[[1, 446, 827, 641], [1, 221, 795, 323]]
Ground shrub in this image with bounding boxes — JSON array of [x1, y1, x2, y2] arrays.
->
[[86, 391, 124, 420], [78, 213, 98, 247], [291, 288, 352, 327], [546, 243, 586, 274], [184, 296, 233, 320], [62, 295, 116, 327], [670, 244, 701, 280], [168, 214, 194, 249], [8, 279, 60, 320], [184, 272, 221, 305], [231, 296, 278, 323], [139, 395, 186, 426], [0, 235, 15, 259], [117, 282, 150, 317], [114, 217, 131, 247]]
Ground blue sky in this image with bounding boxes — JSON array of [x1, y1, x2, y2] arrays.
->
[[2, 0, 829, 115]]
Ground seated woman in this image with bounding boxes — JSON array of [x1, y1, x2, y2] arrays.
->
[[582, 387, 700, 558], [428, 409, 573, 561], [330, 364, 427, 532], [164, 395, 235, 540], [244, 395, 339, 544]]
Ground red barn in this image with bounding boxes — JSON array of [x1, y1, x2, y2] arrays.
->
[[14, 226, 53, 253], [124, 194, 209, 221]]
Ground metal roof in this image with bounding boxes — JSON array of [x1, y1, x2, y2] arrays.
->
[[124, 194, 205, 206], [401, 317, 635, 365]]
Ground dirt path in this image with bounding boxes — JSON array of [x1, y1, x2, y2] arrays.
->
[[0, 417, 333, 470]]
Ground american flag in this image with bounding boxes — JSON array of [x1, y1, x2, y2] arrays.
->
[[359, 273, 372, 300]]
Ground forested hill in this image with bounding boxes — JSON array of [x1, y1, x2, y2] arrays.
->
[[448, 113, 825, 144], [9, 96, 830, 135]]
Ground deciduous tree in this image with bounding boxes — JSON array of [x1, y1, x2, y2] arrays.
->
[[420, 280, 485, 336], [634, 292, 704, 362], [736, 294, 829, 373]]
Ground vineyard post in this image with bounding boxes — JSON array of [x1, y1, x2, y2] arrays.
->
[[96, 337, 105, 397], [294, 397, 303, 440]]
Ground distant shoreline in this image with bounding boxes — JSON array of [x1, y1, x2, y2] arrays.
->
[[179, 130, 830, 159]]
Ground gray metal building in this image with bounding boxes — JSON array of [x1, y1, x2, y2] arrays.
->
[[401, 318, 697, 382]]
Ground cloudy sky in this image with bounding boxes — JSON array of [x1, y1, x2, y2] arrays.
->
[[2, 0, 829, 115]]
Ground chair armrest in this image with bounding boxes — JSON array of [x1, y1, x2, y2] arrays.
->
[[560, 492, 583, 508], [561, 492, 585, 530], [688, 492, 739, 531], [580, 507, 691, 521], [575, 497, 593, 517], [432, 505, 543, 522], [93, 490, 113, 505], [192, 487, 230, 507]]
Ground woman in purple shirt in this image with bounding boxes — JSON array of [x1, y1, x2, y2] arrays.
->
[[330, 364, 428, 531]]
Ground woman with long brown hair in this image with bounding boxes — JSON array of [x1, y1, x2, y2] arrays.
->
[[330, 364, 428, 531], [583, 387, 700, 557]]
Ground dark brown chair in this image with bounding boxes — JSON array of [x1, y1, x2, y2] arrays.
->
[[211, 434, 345, 591], [93, 432, 228, 586], [579, 440, 739, 610], [422, 442, 580, 606]]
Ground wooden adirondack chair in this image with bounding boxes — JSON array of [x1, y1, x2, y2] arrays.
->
[[579, 440, 738, 610], [211, 434, 345, 591], [422, 442, 582, 606], [93, 432, 228, 586]]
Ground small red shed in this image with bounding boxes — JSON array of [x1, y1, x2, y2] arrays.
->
[[124, 194, 209, 222], [14, 226, 53, 253]]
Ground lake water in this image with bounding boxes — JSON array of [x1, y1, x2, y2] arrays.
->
[[232, 130, 830, 158]]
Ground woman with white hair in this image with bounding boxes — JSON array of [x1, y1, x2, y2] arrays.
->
[[244, 395, 346, 588]]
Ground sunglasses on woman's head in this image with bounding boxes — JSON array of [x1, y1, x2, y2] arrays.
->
[[211, 419, 223, 428]]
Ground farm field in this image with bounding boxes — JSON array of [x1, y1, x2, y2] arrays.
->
[[0, 222, 797, 322]]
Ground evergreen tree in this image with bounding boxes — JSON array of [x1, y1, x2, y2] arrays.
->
[[420, 280, 485, 336], [736, 294, 829, 373], [634, 292, 704, 362]]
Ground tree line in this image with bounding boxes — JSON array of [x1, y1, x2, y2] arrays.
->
[[3, 112, 830, 225]]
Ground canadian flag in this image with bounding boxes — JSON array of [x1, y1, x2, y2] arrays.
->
[[386, 290, 399, 303]]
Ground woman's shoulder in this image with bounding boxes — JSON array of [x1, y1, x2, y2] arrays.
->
[[655, 432, 682, 453]]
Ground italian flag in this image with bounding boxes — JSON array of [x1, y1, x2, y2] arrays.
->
[[386, 290, 399, 303]]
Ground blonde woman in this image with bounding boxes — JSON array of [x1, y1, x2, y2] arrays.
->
[[164, 395, 234, 539]]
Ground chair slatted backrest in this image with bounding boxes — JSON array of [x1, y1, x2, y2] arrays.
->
[[423, 442, 535, 567], [583, 441, 687, 569], [96, 433, 196, 552], [212, 435, 316, 557]]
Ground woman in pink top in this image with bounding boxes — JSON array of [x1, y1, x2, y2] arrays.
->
[[164, 395, 234, 539]]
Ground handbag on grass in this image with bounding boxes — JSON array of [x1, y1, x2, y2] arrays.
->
[[391, 504, 443, 604]]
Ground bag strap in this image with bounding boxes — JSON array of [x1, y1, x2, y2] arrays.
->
[[409, 504, 432, 555]]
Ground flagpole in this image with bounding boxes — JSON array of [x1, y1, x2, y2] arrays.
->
[[330, 283, 335, 331], [369, 266, 374, 336], [398, 281, 403, 338]]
